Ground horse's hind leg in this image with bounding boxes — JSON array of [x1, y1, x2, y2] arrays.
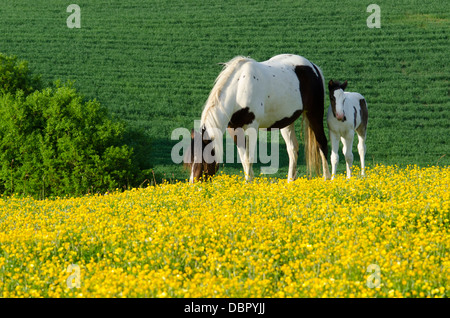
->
[[357, 132, 366, 176], [307, 114, 331, 180], [281, 123, 299, 182], [295, 64, 330, 180], [356, 98, 368, 177]]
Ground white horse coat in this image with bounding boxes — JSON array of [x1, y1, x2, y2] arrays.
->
[[327, 80, 368, 179], [188, 54, 331, 182]]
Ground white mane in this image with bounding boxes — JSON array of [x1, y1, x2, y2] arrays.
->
[[200, 56, 252, 162], [200, 56, 251, 128]]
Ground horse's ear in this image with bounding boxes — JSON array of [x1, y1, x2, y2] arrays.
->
[[341, 80, 348, 90], [328, 79, 334, 88]]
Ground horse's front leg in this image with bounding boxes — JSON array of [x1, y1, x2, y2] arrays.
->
[[236, 143, 253, 181], [243, 123, 259, 181], [341, 132, 354, 179], [233, 126, 256, 182], [329, 130, 340, 180]]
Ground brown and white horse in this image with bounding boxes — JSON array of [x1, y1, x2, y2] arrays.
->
[[185, 54, 331, 182], [327, 80, 368, 179]]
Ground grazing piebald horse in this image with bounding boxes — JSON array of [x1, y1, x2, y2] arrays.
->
[[327, 80, 368, 179], [185, 54, 331, 182]]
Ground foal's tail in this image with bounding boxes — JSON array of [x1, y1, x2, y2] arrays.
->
[[302, 113, 321, 177]]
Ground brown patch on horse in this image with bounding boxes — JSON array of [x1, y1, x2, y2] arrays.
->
[[226, 108, 256, 151], [228, 107, 255, 129], [356, 98, 368, 137], [202, 146, 219, 180], [268, 109, 303, 130], [295, 64, 328, 159], [186, 128, 219, 182], [191, 161, 218, 182]]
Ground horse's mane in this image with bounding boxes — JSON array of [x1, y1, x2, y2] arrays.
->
[[200, 56, 251, 127]]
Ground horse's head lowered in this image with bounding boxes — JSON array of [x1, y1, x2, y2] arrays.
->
[[184, 126, 219, 183], [328, 79, 348, 121]]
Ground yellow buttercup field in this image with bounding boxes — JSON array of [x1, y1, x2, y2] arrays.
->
[[0, 165, 448, 298]]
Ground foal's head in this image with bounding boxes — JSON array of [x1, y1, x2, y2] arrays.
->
[[328, 79, 348, 121], [184, 127, 219, 183]]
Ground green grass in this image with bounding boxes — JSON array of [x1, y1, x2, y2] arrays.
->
[[0, 0, 448, 182]]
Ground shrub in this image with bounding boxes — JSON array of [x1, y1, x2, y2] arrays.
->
[[0, 54, 149, 198], [0, 53, 41, 96]]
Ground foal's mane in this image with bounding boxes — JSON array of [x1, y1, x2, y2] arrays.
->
[[200, 56, 252, 126]]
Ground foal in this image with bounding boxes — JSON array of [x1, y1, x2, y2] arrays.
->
[[327, 80, 368, 179]]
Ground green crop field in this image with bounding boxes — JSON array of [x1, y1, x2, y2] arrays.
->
[[0, 1, 449, 301], [0, 0, 448, 182]]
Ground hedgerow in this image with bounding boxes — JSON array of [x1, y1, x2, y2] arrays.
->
[[0, 53, 150, 198]]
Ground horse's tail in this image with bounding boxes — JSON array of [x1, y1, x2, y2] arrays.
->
[[302, 112, 321, 177]]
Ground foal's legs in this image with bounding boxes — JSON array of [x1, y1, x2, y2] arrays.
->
[[341, 132, 355, 179], [281, 123, 299, 182], [329, 130, 340, 180], [357, 132, 366, 176]]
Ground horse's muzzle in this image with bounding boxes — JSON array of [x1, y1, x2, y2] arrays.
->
[[336, 113, 346, 121]]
